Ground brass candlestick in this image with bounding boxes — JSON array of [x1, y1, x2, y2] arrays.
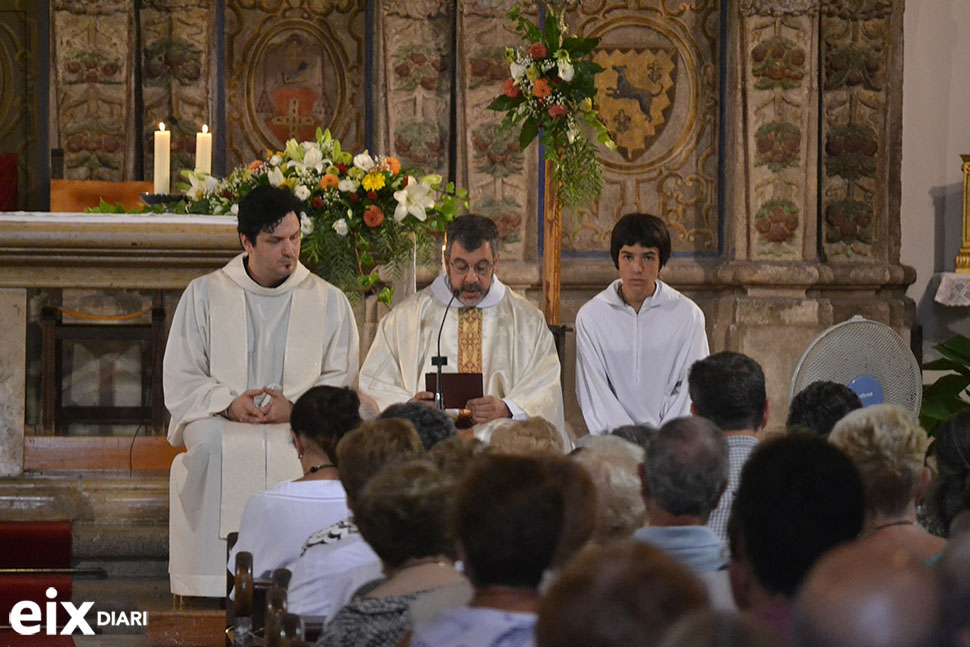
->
[[957, 154, 970, 273]]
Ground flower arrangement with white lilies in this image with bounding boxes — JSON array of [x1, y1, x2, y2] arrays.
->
[[178, 128, 467, 304], [488, 5, 615, 211]]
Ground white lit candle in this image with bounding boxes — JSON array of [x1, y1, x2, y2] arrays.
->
[[195, 124, 212, 174], [153, 122, 170, 194]]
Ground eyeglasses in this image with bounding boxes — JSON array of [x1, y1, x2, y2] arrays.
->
[[449, 260, 493, 277]]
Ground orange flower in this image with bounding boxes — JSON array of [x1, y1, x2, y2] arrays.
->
[[363, 205, 384, 228], [382, 157, 402, 176], [548, 104, 568, 119], [319, 174, 340, 189], [529, 42, 547, 59], [247, 160, 264, 172], [503, 78, 520, 98], [533, 78, 552, 100]]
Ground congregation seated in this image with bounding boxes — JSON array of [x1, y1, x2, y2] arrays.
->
[[569, 434, 646, 544], [688, 351, 767, 541], [378, 402, 457, 449], [536, 541, 709, 647], [426, 435, 491, 480], [633, 416, 735, 610], [607, 423, 655, 451], [228, 385, 361, 589], [408, 455, 575, 647], [793, 537, 944, 647], [287, 418, 425, 617], [829, 404, 946, 563], [659, 610, 777, 647], [727, 434, 865, 645], [785, 380, 862, 438], [484, 417, 566, 456], [316, 461, 471, 647], [925, 409, 970, 537]]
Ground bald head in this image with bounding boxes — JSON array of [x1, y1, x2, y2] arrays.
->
[[794, 541, 942, 647]]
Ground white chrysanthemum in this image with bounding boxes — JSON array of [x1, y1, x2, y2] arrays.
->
[[333, 218, 349, 236], [294, 185, 311, 201], [230, 203, 239, 215], [269, 153, 283, 166], [338, 178, 359, 193]]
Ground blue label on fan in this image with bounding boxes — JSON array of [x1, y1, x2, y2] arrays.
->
[[848, 375, 883, 406]]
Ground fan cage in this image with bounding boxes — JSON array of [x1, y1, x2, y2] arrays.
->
[[789, 316, 922, 415]]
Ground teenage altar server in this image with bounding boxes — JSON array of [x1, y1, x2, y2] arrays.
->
[[575, 213, 708, 434]]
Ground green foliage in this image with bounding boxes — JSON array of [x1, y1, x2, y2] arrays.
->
[[921, 334, 970, 436], [488, 4, 616, 212]]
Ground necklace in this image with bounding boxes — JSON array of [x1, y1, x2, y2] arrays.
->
[[865, 519, 915, 537], [307, 463, 336, 474]]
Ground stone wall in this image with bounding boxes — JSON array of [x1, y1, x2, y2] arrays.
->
[[37, 0, 915, 436]]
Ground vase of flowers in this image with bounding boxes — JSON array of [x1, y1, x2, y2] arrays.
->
[[178, 129, 467, 305]]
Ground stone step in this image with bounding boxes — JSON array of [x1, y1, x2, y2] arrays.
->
[[0, 471, 169, 524], [73, 522, 168, 563]]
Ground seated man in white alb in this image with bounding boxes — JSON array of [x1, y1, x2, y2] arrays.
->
[[164, 185, 359, 597], [359, 214, 565, 440], [575, 213, 708, 434], [227, 385, 361, 589]]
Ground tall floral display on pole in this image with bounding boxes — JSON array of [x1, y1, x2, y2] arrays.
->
[[177, 129, 467, 305], [488, 2, 615, 322]]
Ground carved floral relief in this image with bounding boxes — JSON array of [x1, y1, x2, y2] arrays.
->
[[741, 10, 815, 260], [52, 0, 134, 180], [820, 4, 892, 260]]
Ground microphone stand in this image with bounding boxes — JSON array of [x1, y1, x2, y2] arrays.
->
[[432, 290, 459, 410]]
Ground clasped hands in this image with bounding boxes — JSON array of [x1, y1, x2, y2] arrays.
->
[[410, 391, 510, 424], [223, 387, 291, 424]]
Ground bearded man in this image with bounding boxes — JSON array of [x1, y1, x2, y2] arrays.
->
[[359, 214, 564, 439]]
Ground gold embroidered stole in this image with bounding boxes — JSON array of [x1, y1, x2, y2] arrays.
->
[[457, 306, 483, 373]]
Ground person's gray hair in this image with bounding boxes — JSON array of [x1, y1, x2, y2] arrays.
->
[[571, 436, 646, 542], [644, 416, 728, 518]]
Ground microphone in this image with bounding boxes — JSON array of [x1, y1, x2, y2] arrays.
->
[[432, 289, 459, 410]]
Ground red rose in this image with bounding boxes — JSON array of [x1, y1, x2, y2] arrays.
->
[[367, 191, 378, 201], [548, 104, 568, 119], [529, 42, 547, 59], [363, 205, 384, 228], [503, 77, 520, 98], [336, 164, 348, 173], [403, 176, 409, 187], [312, 196, 323, 208], [348, 193, 361, 203]]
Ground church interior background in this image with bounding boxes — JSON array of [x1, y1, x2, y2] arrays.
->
[[0, 0, 968, 642]]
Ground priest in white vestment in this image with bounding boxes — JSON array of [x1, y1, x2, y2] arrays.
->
[[576, 212, 708, 435], [164, 186, 359, 597], [359, 214, 564, 439]]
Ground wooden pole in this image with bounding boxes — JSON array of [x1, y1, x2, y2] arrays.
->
[[542, 159, 561, 324]]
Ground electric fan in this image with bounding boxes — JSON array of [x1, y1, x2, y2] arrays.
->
[[789, 315, 922, 414]]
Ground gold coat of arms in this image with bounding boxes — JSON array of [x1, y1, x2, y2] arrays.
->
[[593, 47, 678, 162]]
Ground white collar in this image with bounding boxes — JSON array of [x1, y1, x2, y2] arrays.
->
[[601, 277, 667, 310], [430, 273, 507, 309], [222, 252, 309, 295]]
